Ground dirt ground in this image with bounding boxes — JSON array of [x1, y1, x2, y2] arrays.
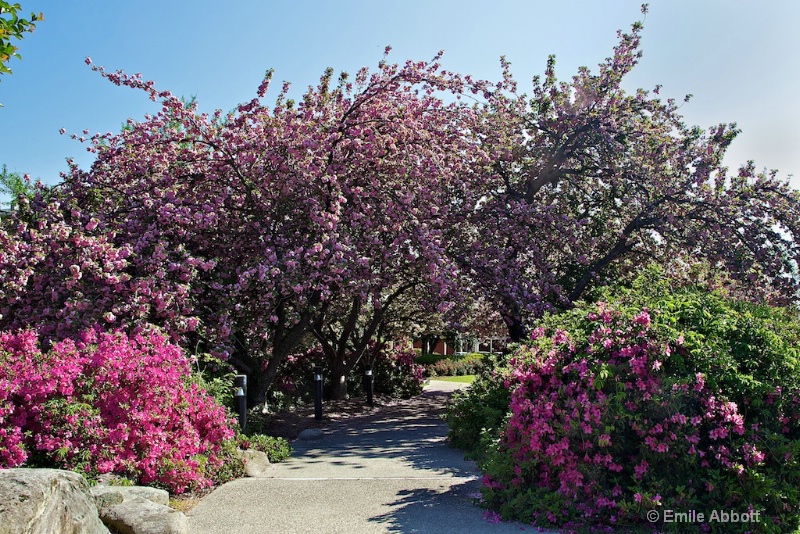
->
[[258, 394, 406, 440]]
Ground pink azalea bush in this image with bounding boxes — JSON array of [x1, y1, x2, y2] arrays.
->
[[0, 328, 235, 494], [452, 270, 800, 533]]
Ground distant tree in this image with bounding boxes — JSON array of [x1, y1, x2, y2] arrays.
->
[[0, 164, 35, 212]]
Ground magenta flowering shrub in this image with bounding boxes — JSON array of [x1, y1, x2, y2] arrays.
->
[[470, 273, 800, 533], [0, 328, 235, 494]]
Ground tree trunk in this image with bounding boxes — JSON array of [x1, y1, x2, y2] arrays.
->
[[314, 287, 409, 400], [329, 358, 351, 400], [422, 335, 440, 355], [325, 341, 370, 400], [500, 300, 527, 342], [568, 238, 632, 303], [504, 316, 526, 342], [255, 347, 285, 405], [252, 300, 324, 406]]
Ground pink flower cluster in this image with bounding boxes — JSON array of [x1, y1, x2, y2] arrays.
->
[[0, 198, 215, 352], [482, 303, 800, 529], [0, 329, 234, 493]]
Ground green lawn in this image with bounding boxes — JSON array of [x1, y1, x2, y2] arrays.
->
[[430, 375, 476, 384]]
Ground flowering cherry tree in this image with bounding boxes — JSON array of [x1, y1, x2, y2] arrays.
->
[[37, 51, 487, 401], [0, 186, 218, 354], [459, 8, 800, 340], [306, 63, 482, 397]]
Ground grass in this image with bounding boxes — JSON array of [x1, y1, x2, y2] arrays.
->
[[430, 375, 476, 384]]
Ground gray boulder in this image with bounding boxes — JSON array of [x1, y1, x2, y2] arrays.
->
[[0, 468, 109, 534], [90, 486, 169, 510], [237, 449, 271, 478], [100, 497, 188, 534]]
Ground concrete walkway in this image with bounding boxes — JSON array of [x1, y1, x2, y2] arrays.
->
[[187, 381, 544, 533]]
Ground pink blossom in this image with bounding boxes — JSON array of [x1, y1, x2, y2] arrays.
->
[[634, 460, 648, 480], [0, 329, 234, 493]]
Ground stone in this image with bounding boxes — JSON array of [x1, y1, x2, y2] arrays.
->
[[0, 468, 109, 534], [88, 486, 124, 513], [91, 485, 169, 510], [237, 449, 271, 478], [296, 428, 323, 441], [101, 498, 188, 534]]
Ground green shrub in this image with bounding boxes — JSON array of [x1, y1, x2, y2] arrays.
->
[[190, 352, 238, 409], [415, 352, 447, 366], [206, 438, 245, 486], [446, 353, 512, 462], [422, 352, 486, 377], [236, 433, 292, 463], [206, 432, 292, 486]]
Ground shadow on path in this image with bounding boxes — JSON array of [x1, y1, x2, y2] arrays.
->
[[188, 382, 544, 533], [283, 384, 477, 479], [366, 479, 505, 533]]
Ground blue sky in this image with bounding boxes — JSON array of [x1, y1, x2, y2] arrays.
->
[[1, 1, 799, 204]]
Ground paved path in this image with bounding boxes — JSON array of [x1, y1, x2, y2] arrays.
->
[[187, 381, 544, 533]]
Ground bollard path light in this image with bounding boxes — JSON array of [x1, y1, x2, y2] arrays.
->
[[364, 364, 374, 406], [235, 387, 247, 433], [234, 375, 248, 433], [314, 365, 323, 421]]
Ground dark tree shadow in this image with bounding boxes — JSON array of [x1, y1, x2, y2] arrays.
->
[[368, 480, 539, 533], [287, 386, 479, 477]]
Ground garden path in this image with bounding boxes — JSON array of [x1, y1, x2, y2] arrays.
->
[[187, 380, 547, 533]]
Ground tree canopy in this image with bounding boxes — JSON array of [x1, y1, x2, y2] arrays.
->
[[456, 15, 800, 340], [2, 10, 798, 401]]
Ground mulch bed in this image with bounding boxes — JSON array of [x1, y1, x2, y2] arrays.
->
[[256, 395, 404, 440]]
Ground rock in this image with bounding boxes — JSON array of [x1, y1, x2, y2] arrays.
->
[[91, 485, 169, 510], [101, 498, 188, 534], [296, 428, 323, 441], [0, 467, 109, 534], [0, 469, 190, 534], [237, 449, 271, 478], [89, 486, 125, 513]]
